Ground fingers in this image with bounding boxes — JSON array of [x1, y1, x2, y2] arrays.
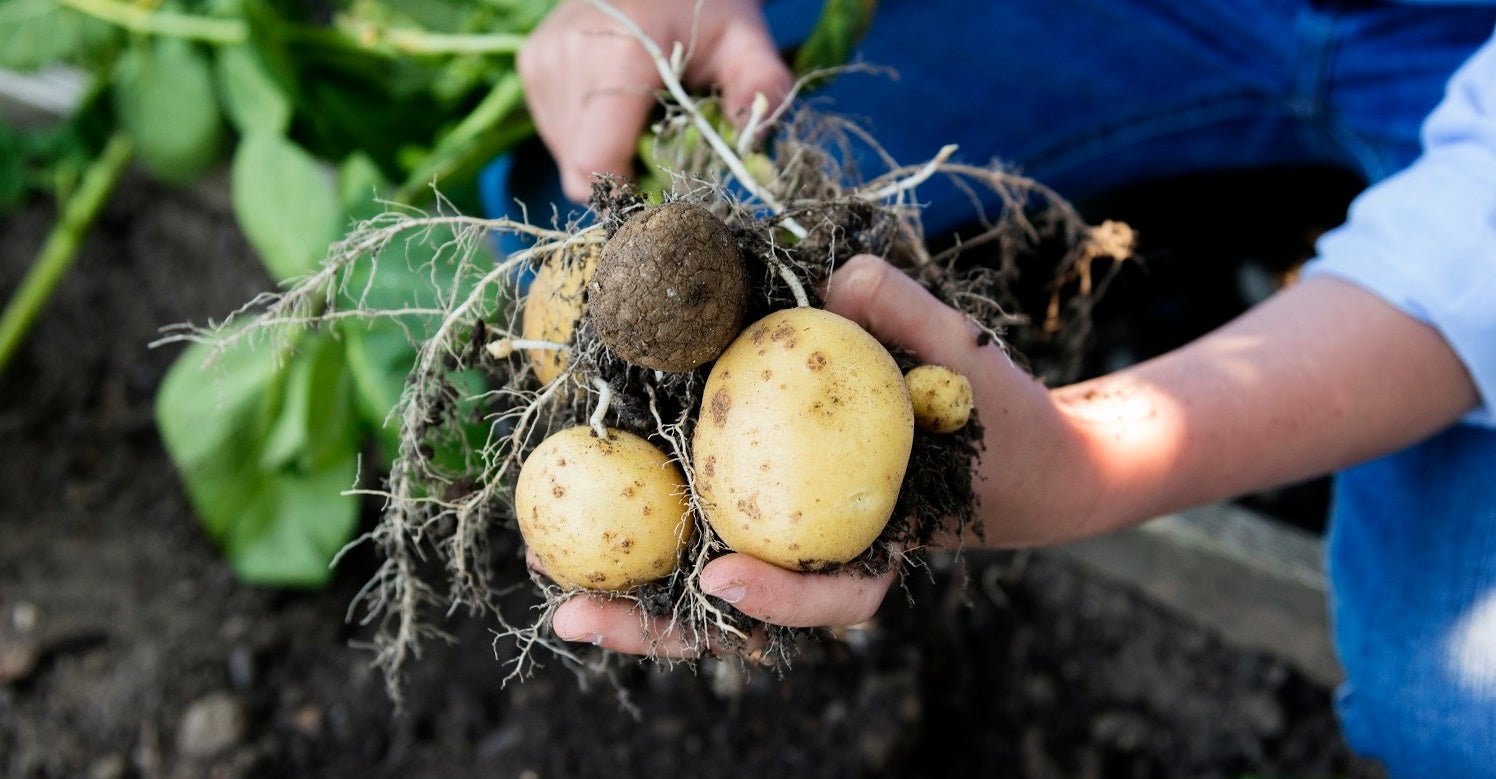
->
[[825, 254, 993, 370], [552, 595, 716, 659], [545, 552, 896, 656], [699, 553, 895, 628], [518, 4, 661, 202], [519, 0, 792, 204], [697, 14, 795, 126]]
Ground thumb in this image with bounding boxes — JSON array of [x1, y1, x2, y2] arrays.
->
[[824, 254, 987, 369]]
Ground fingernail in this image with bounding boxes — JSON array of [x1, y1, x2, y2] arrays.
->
[[554, 626, 604, 645], [551, 612, 604, 644], [705, 583, 747, 604]]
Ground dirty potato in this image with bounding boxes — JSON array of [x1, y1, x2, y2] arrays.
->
[[587, 202, 748, 372], [521, 246, 598, 385]]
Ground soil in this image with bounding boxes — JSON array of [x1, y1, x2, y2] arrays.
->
[[0, 174, 1384, 778]]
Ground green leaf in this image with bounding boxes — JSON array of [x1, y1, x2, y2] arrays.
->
[[0, 0, 116, 70], [259, 331, 355, 471], [794, 0, 877, 75], [333, 218, 487, 465], [231, 131, 341, 281], [342, 321, 413, 460], [157, 336, 281, 470], [223, 453, 359, 587], [157, 335, 362, 588], [336, 151, 390, 221], [113, 37, 225, 182], [215, 43, 292, 135]]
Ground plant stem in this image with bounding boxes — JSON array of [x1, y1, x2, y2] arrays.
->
[[380, 29, 525, 56], [394, 73, 528, 204], [57, 0, 248, 44], [0, 134, 134, 375], [60, 0, 523, 56]]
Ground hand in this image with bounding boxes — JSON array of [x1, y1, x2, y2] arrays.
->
[[518, 0, 794, 202], [548, 254, 1104, 656]]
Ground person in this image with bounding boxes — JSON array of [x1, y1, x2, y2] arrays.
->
[[494, 0, 1496, 772]]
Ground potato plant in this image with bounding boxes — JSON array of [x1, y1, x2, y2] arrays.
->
[[171, 0, 1133, 700]]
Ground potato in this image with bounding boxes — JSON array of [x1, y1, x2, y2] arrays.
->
[[521, 247, 597, 385], [905, 364, 973, 433], [515, 426, 692, 591], [693, 307, 914, 570]]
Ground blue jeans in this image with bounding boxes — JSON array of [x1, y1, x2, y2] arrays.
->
[[483, 1, 1496, 771]]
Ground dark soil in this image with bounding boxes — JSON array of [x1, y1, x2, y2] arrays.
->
[[0, 175, 1383, 778]]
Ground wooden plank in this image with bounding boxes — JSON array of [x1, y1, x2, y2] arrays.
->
[[1050, 504, 1340, 686]]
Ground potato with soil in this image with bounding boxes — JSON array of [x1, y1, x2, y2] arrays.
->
[[587, 202, 748, 372], [693, 307, 914, 570], [521, 246, 598, 384], [515, 427, 692, 591]]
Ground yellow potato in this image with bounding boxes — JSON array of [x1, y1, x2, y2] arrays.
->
[[905, 364, 973, 433], [515, 426, 692, 591], [521, 247, 597, 385], [692, 307, 914, 570]]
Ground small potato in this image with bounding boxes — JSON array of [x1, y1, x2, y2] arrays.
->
[[521, 247, 597, 384], [515, 426, 692, 591], [905, 364, 973, 433], [693, 307, 914, 570]]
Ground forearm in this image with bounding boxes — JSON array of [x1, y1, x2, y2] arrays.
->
[[1049, 275, 1478, 537]]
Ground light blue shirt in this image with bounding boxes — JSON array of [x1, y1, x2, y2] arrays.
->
[[1306, 31, 1496, 426]]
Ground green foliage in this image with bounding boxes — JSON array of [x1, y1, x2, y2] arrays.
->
[[156, 332, 360, 587], [4, 0, 857, 588], [230, 132, 340, 280], [794, 0, 877, 75], [0, 0, 117, 70], [113, 37, 225, 182], [0, 126, 32, 209], [214, 43, 292, 134]]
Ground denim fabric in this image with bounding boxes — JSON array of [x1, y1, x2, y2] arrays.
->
[[481, 2, 1496, 771], [761, 0, 1496, 233], [1330, 426, 1496, 775]]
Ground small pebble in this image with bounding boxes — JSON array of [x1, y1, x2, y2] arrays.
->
[[88, 753, 128, 779], [290, 704, 324, 737], [226, 645, 255, 690], [0, 638, 39, 684], [177, 691, 248, 758]]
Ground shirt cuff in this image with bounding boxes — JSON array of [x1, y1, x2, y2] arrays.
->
[[1302, 144, 1496, 428]]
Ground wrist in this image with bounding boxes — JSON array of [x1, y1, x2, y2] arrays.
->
[[1048, 376, 1181, 537]]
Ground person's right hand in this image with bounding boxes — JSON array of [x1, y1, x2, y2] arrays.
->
[[518, 0, 794, 203], [544, 254, 1112, 657]]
